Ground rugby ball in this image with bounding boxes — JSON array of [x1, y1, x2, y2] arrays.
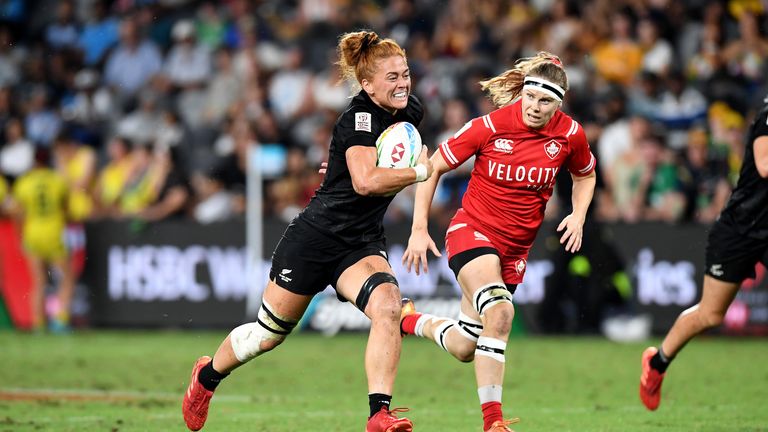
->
[[376, 122, 422, 169]]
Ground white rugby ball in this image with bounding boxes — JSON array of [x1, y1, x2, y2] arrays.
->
[[376, 122, 422, 169]]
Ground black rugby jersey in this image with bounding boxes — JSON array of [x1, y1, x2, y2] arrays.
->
[[298, 90, 424, 245], [719, 102, 768, 240]]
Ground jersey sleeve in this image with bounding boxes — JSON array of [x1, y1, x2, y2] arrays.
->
[[439, 116, 492, 169], [336, 106, 381, 152], [565, 121, 596, 177]]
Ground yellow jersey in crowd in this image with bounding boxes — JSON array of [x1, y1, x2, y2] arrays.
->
[[13, 168, 69, 260], [62, 146, 95, 221]]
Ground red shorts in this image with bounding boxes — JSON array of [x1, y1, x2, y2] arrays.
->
[[445, 209, 530, 285]]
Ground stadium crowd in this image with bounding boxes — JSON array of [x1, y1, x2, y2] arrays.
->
[[0, 0, 766, 226]]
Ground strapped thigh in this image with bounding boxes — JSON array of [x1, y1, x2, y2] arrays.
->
[[355, 272, 398, 311]]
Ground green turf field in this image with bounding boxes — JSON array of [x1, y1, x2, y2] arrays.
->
[[1, 331, 766, 431]]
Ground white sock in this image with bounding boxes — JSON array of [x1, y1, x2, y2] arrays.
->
[[414, 313, 435, 337]]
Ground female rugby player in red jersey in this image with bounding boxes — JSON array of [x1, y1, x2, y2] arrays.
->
[[401, 52, 596, 432]]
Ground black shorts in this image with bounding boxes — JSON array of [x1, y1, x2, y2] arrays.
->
[[269, 219, 390, 297], [705, 220, 768, 283]]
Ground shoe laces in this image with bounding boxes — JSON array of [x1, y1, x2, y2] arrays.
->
[[385, 407, 410, 417], [492, 418, 520, 431]]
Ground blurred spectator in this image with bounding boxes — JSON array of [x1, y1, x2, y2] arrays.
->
[[0, 27, 22, 88], [192, 168, 235, 224], [133, 147, 191, 221], [686, 20, 725, 83], [93, 135, 133, 218], [165, 19, 212, 127], [45, 0, 79, 51], [721, 11, 767, 101], [24, 86, 62, 147], [708, 101, 747, 183], [606, 119, 652, 222], [678, 128, 730, 223], [0, 117, 33, 180], [53, 133, 96, 222], [201, 47, 242, 127], [627, 70, 663, 118], [155, 109, 184, 152], [195, 2, 226, 50], [636, 134, 686, 222], [117, 90, 163, 146], [655, 70, 708, 150], [591, 10, 644, 86], [104, 16, 163, 100], [78, 0, 120, 67], [637, 16, 673, 77], [267, 45, 314, 139], [60, 69, 117, 140], [117, 142, 156, 216]]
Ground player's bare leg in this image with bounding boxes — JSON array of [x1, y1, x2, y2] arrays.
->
[[640, 276, 740, 410], [661, 276, 740, 357], [212, 280, 311, 374], [401, 296, 479, 362], [183, 280, 310, 430], [456, 255, 519, 432], [26, 256, 45, 331], [336, 255, 412, 432], [50, 257, 75, 330]]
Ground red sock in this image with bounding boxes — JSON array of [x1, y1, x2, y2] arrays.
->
[[400, 313, 422, 335], [481, 401, 503, 431]]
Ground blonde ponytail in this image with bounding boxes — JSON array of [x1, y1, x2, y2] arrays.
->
[[480, 51, 568, 108]]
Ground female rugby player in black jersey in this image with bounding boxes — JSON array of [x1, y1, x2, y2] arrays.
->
[[183, 30, 432, 432]]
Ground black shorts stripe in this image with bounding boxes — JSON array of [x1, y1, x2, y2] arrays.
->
[[449, 247, 498, 280]]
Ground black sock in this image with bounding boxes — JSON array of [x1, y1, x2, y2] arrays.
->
[[650, 347, 673, 373], [198, 360, 229, 391], [368, 393, 392, 417]]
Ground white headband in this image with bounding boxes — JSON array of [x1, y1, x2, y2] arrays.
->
[[523, 76, 565, 101]]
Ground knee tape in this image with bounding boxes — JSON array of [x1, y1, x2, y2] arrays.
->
[[432, 320, 456, 351], [229, 301, 297, 363], [472, 283, 512, 316], [475, 336, 506, 363], [355, 272, 398, 311], [456, 312, 483, 342]]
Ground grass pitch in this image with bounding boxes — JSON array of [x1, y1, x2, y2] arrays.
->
[[1, 331, 767, 431]]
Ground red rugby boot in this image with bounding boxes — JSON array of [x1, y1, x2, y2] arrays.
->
[[639, 346, 666, 411], [182, 356, 215, 431], [366, 407, 413, 432]]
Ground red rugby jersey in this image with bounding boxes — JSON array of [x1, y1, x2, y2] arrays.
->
[[439, 99, 595, 250]]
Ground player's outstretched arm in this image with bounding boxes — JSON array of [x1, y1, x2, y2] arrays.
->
[[403, 150, 451, 275], [557, 170, 596, 253]]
